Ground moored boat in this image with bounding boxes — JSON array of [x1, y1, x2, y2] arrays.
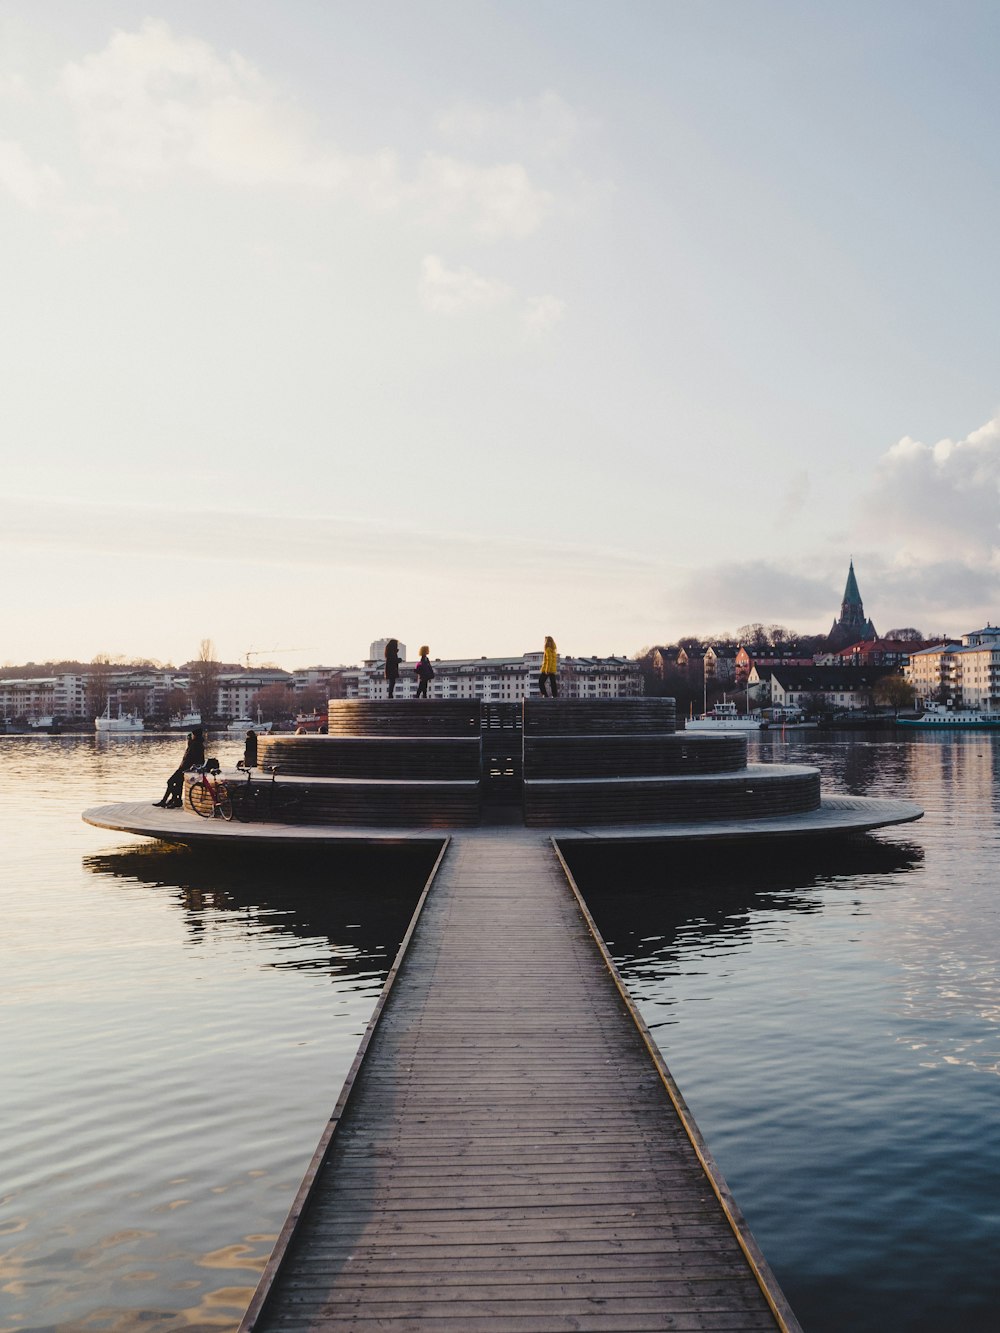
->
[[227, 716, 273, 734], [95, 701, 144, 733], [169, 712, 202, 730], [898, 702, 1000, 728], [685, 701, 764, 731]]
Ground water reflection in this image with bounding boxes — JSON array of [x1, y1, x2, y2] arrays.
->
[[0, 735, 437, 1333], [84, 843, 440, 978], [565, 835, 923, 963]]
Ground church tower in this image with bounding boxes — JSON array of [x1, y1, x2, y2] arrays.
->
[[828, 560, 877, 649]]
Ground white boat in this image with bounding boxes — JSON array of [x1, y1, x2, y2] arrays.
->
[[95, 701, 144, 733], [27, 715, 55, 730], [169, 712, 202, 730], [227, 715, 273, 734], [685, 701, 763, 731], [898, 702, 1000, 728]]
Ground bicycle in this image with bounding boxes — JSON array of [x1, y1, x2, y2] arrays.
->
[[231, 762, 310, 823], [187, 760, 233, 821]]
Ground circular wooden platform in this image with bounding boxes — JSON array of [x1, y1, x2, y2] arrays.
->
[[82, 793, 923, 848]]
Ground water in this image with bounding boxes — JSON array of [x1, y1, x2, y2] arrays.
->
[[4, 732, 1000, 1331], [565, 728, 1000, 1333], [0, 735, 435, 1332]]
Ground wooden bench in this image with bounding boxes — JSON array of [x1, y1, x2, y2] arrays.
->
[[257, 734, 480, 780], [327, 700, 481, 736], [522, 697, 678, 734], [524, 765, 821, 826], [523, 732, 747, 778]]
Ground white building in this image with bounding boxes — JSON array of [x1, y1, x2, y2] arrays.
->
[[906, 626, 1000, 710], [368, 638, 407, 665], [333, 652, 642, 701]]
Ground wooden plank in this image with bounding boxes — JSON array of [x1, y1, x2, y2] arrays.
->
[[241, 836, 800, 1333]]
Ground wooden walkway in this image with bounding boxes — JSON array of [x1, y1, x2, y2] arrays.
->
[[241, 835, 799, 1332]]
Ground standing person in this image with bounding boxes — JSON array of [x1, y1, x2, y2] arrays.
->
[[414, 646, 435, 699], [539, 636, 559, 697], [243, 728, 258, 768], [153, 727, 205, 808], [384, 638, 401, 698]]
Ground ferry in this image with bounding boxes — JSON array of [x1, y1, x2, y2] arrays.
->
[[898, 702, 1000, 729], [169, 712, 202, 730], [685, 701, 764, 731], [95, 702, 144, 733], [227, 715, 273, 734]]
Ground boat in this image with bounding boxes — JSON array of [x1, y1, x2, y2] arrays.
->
[[95, 701, 144, 733], [293, 711, 327, 734], [685, 701, 764, 731], [897, 702, 1000, 728], [169, 712, 202, 730], [227, 714, 273, 734], [27, 715, 56, 730]]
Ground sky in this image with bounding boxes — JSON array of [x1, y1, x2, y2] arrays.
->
[[2, 1, 999, 670]]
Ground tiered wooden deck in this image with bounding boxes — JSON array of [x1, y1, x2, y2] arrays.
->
[[240, 835, 799, 1332]]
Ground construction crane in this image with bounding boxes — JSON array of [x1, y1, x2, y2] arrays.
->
[[243, 647, 314, 668]]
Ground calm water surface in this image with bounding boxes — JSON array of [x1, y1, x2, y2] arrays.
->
[[568, 729, 1000, 1333], [4, 732, 1000, 1332], [0, 735, 434, 1332]]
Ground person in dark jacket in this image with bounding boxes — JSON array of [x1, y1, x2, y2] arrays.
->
[[243, 728, 258, 768], [153, 727, 205, 808], [414, 646, 434, 699], [384, 638, 401, 698]]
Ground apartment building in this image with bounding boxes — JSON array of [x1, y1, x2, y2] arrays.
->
[[333, 652, 642, 702], [906, 627, 1000, 709]]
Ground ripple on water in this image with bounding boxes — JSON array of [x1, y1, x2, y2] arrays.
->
[[0, 736, 433, 1332]]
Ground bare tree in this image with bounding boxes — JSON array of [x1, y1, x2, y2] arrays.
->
[[86, 653, 121, 719], [189, 639, 222, 724], [883, 627, 925, 642], [251, 683, 297, 724], [874, 675, 916, 715]]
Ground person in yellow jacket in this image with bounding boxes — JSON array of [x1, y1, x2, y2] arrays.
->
[[539, 636, 559, 697]]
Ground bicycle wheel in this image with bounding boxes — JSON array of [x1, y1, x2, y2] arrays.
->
[[274, 785, 308, 821], [189, 778, 215, 818], [231, 784, 253, 823], [216, 782, 233, 822]]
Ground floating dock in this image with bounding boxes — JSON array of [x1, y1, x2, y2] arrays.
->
[[82, 698, 923, 1330]]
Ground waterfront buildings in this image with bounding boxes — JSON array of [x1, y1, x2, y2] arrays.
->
[[905, 626, 1000, 711], [1, 649, 641, 725], [336, 651, 641, 702]]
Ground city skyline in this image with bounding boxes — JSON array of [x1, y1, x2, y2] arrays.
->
[[2, 2, 999, 669]]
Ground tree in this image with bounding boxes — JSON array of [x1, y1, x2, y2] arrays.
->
[[295, 685, 328, 715], [873, 675, 916, 715], [251, 683, 297, 724], [737, 623, 771, 652], [189, 639, 222, 724], [86, 653, 121, 719], [883, 627, 925, 642]]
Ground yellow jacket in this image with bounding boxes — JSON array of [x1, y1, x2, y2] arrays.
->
[[542, 644, 558, 674]]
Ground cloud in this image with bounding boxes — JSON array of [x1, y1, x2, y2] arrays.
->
[[434, 91, 585, 160], [412, 154, 553, 239], [0, 137, 61, 208], [860, 413, 1000, 570], [418, 255, 512, 314], [418, 257, 565, 337], [521, 294, 565, 338], [54, 20, 555, 241], [59, 19, 345, 188], [0, 495, 652, 585]]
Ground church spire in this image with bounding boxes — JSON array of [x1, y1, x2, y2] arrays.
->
[[828, 559, 877, 648], [842, 559, 863, 615]]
